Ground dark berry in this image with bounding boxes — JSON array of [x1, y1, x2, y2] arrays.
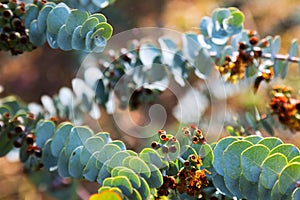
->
[[169, 145, 177, 153], [162, 146, 169, 154], [151, 141, 159, 149]]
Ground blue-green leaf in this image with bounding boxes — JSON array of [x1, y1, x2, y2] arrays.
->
[[223, 140, 253, 179], [103, 176, 133, 197], [92, 22, 113, 40], [80, 17, 99, 37], [213, 137, 239, 176], [80, 136, 104, 165], [57, 148, 70, 177], [29, 20, 46, 46], [37, 5, 53, 33], [65, 126, 93, 156], [47, 3, 71, 34], [57, 25, 72, 51], [279, 162, 300, 195], [36, 120, 55, 148], [71, 25, 85, 50], [139, 148, 168, 169], [260, 153, 288, 189], [42, 139, 58, 169], [95, 144, 122, 170], [69, 146, 84, 178], [269, 144, 300, 161], [65, 10, 89, 34], [51, 122, 73, 157], [24, 4, 39, 28], [241, 144, 270, 182]]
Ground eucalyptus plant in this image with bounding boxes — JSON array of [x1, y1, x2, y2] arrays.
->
[[1, 1, 300, 200]]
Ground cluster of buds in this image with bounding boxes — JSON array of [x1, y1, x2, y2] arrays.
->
[[0, 111, 43, 170], [216, 30, 270, 84], [0, 0, 40, 55], [183, 124, 206, 144], [151, 130, 178, 155], [269, 85, 300, 132], [177, 155, 209, 197], [156, 154, 209, 198]]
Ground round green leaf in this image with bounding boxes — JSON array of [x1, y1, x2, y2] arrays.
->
[[35, 120, 55, 148], [47, 3, 71, 34], [292, 187, 300, 200], [65, 126, 93, 156], [71, 25, 85, 50], [241, 144, 270, 182], [146, 163, 163, 188], [65, 10, 89, 33], [223, 140, 253, 179], [260, 153, 288, 189], [279, 162, 300, 195], [47, 31, 59, 49], [80, 136, 105, 165], [69, 146, 85, 178], [95, 144, 121, 170], [24, 4, 39, 28], [116, 168, 141, 188], [224, 174, 243, 199], [197, 143, 214, 169], [90, 13, 107, 23], [211, 171, 234, 197], [42, 139, 58, 170], [83, 152, 100, 181], [139, 148, 168, 169], [239, 174, 258, 199], [51, 122, 73, 157], [269, 144, 300, 161], [92, 22, 113, 40], [257, 137, 283, 150], [90, 191, 122, 200], [57, 25, 72, 51], [107, 151, 132, 170], [57, 148, 70, 177], [37, 5, 53, 33], [243, 135, 262, 144], [80, 17, 99, 37], [103, 176, 133, 197], [213, 137, 239, 176], [136, 177, 150, 200]]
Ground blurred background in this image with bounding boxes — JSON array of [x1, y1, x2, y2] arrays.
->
[[1, 0, 300, 199]]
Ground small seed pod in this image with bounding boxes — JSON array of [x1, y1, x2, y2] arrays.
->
[[192, 136, 199, 144], [14, 125, 25, 134], [158, 129, 166, 135], [249, 36, 259, 45], [169, 145, 177, 153], [13, 134, 25, 148], [12, 18, 22, 28], [189, 154, 197, 163], [184, 161, 190, 167], [161, 145, 169, 154], [171, 136, 176, 143], [34, 148, 42, 158], [3, 112, 10, 118], [26, 133, 35, 145], [151, 141, 159, 149], [160, 133, 168, 141], [239, 42, 248, 50], [2, 9, 13, 19]]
